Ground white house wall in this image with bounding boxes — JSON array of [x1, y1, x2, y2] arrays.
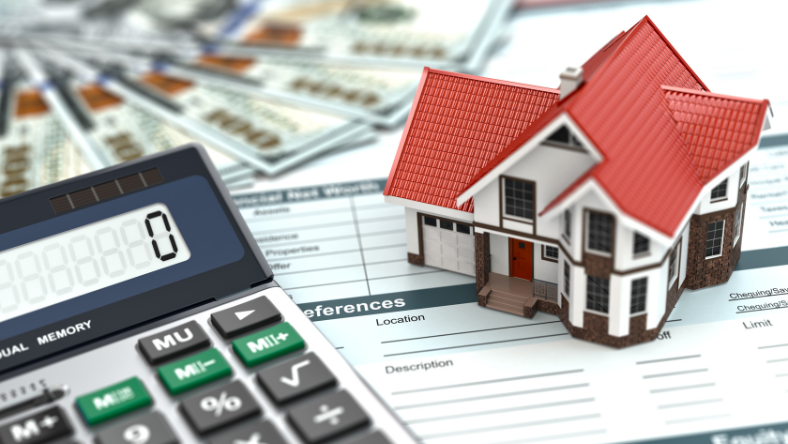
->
[[698, 169, 740, 215], [472, 143, 595, 239], [534, 250, 558, 283], [680, 223, 690, 287], [490, 233, 509, 275], [615, 222, 668, 272], [404, 207, 420, 256]]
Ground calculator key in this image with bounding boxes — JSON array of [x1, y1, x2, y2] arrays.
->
[[258, 352, 336, 404], [94, 412, 177, 444], [0, 406, 71, 444], [209, 420, 286, 444], [288, 391, 369, 443], [158, 348, 232, 395], [211, 297, 281, 338], [232, 322, 304, 367], [76, 377, 152, 425], [138, 320, 211, 365], [349, 431, 393, 444], [180, 380, 260, 435]]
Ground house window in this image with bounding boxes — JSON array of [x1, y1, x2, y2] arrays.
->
[[586, 276, 609, 313], [546, 126, 584, 148], [740, 163, 748, 187], [706, 220, 725, 258], [424, 216, 437, 226], [631, 277, 647, 314], [633, 233, 649, 256], [563, 261, 571, 297], [564, 209, 572, 239], [710, 179, 728, 201], [504, 178, 534, 220], [733, 204, 742, 246], [456, 223, 472, 235], [668, 247, 677, 284], [587, 213, 613, 254], [545, 246, 558, 260]]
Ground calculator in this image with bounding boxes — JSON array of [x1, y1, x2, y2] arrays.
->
[[0, 145, 417, 444]]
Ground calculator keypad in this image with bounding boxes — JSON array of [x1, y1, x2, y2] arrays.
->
[[258, 352, 336, 404], [180, 380, 261, 435], [94, 412, 177, 444]]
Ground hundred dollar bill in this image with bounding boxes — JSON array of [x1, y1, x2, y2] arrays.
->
[[58, 49, 375, 175], [0, 58, 88, 198], [200, 0, 513, 69], [32, 48, 256, 187]]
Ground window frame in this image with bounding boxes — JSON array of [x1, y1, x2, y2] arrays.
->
[[500, 176, 536, 224], [586, 275, 610, 314], [563, 261, 571, 298], [710, 179, 728, 202], [541, 245, 559, 262], [740, 162, 748, 187], [630, 277, 648, 315], [633, 232, 650, 257], [733, 204, 742, 247], [585, 211, 614, 257], [563, 209, 572, 242], [705, 220, 725, 259]]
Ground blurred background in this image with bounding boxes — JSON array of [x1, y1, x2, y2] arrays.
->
[[0, 0, 785, 198]]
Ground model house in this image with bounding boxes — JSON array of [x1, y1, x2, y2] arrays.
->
[[383, 16, 772, 347]]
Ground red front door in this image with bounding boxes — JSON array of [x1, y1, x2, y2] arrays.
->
[[510, 238, 533, 281]]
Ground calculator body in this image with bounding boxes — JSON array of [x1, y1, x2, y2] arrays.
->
[[0, 145, 415, 443]]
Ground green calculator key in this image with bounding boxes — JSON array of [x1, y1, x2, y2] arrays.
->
[[232, 322, 304, 367], [158, 348, 232, 395], [76, 377, 151, 425]]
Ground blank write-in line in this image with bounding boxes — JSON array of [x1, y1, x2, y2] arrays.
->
[[666, 319, 683, 323], [643, 369, 708, 379], [405, 398, 595, 425], [383, 333, 570, 357], [382, 321, 563, 344], [486, 429, 607, 444], [658, 398, 723, 409], [759, 343, 788, 350], [391, 369, 584, 395], [666, 413, 730, 425], [766, 358, 788, 363], [637, 354, 701, 365], [650, 383, 715, 394], [418, 414, 601, 440], [776, 373, 788, 378], [394, 383, 590, 410]]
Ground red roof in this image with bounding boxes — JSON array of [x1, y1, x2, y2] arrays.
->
[[383, 68, 559, 212], [386, 16, 769, 237]]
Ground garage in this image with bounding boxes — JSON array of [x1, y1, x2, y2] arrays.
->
[[422, 215, 475, 275]]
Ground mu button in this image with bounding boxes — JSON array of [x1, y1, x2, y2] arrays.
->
[[211, 297, 281, 338], [138, 321, 211, 365]]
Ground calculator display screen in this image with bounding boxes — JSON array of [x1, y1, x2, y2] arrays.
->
[[0, 203, 190, 324]]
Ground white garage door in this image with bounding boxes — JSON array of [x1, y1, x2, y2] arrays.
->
[[423, 216, 475, 276]]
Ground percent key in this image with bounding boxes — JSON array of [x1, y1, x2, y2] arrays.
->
[[180, 381, 260, 435]]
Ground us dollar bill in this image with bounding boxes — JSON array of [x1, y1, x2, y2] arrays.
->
[[0, 61, 88, 198], [199, 0, 513, 68], [61, 49, 374, 175]]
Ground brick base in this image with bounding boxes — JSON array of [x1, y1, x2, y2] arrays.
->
[[407, 253, 424, 266]]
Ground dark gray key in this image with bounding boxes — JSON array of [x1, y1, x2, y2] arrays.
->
[[349, 432, 393, 444], [0, 407, 71, 444], [180, 380, 260, 435], [288, 391, 369, 443], [138, 320, 210, 364], [209, 420, 286, 444], [95, 412, 177, 444], [258, 352, 335, 404], [211, 297, 281, 338]]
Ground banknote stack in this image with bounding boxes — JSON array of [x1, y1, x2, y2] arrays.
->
[[0, 0, 515, 199]]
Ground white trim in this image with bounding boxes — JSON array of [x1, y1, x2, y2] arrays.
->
[[383, 195, 474, 223], [456, 112, 602, 204], [473, 225, 559, 248]]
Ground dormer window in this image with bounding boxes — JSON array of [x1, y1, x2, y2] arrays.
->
[[633, 232, 649, 256], [587, 212, 613, 254], [545, 126, 584, 150], [503, 178, 534, 221], [710, 179, 728, 202]]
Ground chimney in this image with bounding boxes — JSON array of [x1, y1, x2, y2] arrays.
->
[[559, 66, 583, 99]]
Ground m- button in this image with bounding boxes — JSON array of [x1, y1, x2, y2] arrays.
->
[[138, 321, 211, 365], [211, 297, 281, 338]]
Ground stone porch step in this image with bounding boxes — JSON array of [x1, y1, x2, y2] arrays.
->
[[486, 290, 526, 316]]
